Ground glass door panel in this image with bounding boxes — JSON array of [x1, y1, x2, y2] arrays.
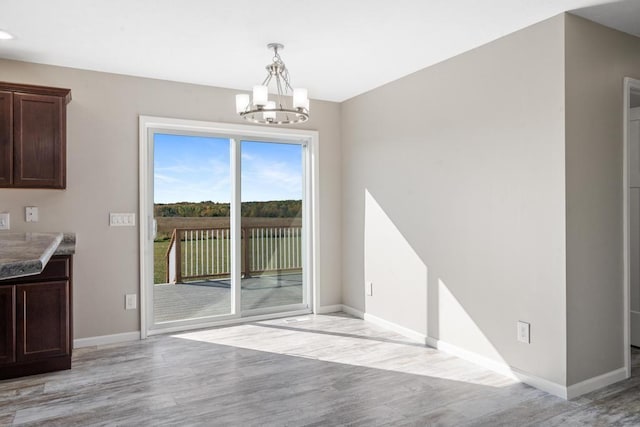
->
[[240, 140, 305, 312], [153, 134, 232, 323]]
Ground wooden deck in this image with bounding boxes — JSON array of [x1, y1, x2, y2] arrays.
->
[[153, 273, 302, 323]]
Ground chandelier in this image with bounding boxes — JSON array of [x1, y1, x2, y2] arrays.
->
[[235, 43, 309, 125]]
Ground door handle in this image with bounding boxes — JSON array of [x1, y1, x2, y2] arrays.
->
[[150, 217, 157, 240]]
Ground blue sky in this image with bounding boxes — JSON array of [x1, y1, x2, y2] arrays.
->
[[154, 134, 302, 204]]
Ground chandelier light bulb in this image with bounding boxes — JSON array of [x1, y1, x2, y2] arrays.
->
[[293, 88, 308, 109], [253, 85, 268, 107], [235, 94, 250, 114]]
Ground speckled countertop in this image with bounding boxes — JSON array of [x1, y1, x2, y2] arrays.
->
[[55, 233, 76, 256], [0, 232, 76, 280]]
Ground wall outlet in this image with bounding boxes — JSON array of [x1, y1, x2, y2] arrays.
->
[[25, 206, 38, 222], [365, 281, 373, 296], [517, 321, 530, 343], [125, 294, 137, 310], [0, 212, 9, 230]]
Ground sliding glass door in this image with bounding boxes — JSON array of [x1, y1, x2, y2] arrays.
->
[[145, 125, 311, 333], [152, 134, 233, 323], [240, 140, 305, 314]]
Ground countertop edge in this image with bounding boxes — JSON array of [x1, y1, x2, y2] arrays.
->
[[0, 232, 65, 280], [55, 232, 76, 255]]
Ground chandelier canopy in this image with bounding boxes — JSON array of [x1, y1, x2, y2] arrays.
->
[[235, 43, 309, 125]]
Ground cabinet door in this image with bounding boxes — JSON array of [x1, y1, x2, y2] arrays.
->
[[13, 93, 65, 188], [16, 281, 69, 361], [0, 286, 15, 365], [0, 91, 12, 186]]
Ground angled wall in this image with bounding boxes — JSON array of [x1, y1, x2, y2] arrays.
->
[[341, 15, 568, 386], [564, 14, 640, 386]]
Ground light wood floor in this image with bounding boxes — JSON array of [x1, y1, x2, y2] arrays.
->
[[2, 313, 640, 426]]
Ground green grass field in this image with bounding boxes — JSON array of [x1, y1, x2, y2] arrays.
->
[[154, 237, 232, 284], [154, 240, 170, 284]]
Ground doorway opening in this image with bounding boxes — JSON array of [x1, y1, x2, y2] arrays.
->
[[624, 77, 640, 377], [139, 117, 319, 337]]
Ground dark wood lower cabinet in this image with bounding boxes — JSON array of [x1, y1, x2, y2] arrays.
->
[[16, 281, 69, 361], [0, 255, 72, 379], [0, 286, 15, 365]]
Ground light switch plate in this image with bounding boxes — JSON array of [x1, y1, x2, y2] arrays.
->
[[0, 212, 9, 230], [110, 213, 136, 227]]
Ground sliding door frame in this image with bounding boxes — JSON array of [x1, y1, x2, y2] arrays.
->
[[138, 116, 320, 338]]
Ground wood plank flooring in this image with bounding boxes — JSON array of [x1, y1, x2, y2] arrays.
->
[[1, 313, 640, 426]]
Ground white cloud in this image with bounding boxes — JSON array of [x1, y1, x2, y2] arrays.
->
[[241, 159, 302, 201], [154, 173, 182, 184]]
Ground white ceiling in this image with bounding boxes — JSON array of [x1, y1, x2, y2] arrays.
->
[[0, 0, 638, 102]]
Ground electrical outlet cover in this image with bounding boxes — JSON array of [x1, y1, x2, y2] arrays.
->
[[517, 321, 530, 343], [365, 281, 373, 296], [125, 294, 137, 310], [25, 206, 38, 222]]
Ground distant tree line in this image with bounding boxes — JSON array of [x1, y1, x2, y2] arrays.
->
[[154, 200, 302, 218]]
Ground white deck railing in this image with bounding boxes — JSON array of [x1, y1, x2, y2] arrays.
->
[[165, 226, 302, 283]]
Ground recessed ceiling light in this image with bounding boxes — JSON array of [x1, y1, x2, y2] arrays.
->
[[0, 30, 14, 40]]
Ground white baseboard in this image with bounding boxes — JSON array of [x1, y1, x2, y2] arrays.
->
[[510, 367, 568, 399], [566, 367, 628, 400], [74, 331, 141, 348], [430, 336, 569, 398], [425, 338, 626, 399], [429, 337, 516, 379], [363, 312, 428, 344], [340, 304, 364, 319], [353, 310, 577, 400], [316, 304, 344, 314]]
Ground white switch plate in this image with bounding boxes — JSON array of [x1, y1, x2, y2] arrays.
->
[[125, 294, 137, 310], [110, 213, 136, 227], [0, 212, 9, 230], [25, 206, 38, 222], [517, 321, 530, 343], [365, 281, 373, 296]]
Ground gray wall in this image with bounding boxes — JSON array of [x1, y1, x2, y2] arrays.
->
[[0, 60, 342, 339], [341, 16, 569, 384], [564, 14, 640, 386]]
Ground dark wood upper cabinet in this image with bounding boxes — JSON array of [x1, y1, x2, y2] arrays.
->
[[0, 91, 12, 186], [0, 82, 71, 189]]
